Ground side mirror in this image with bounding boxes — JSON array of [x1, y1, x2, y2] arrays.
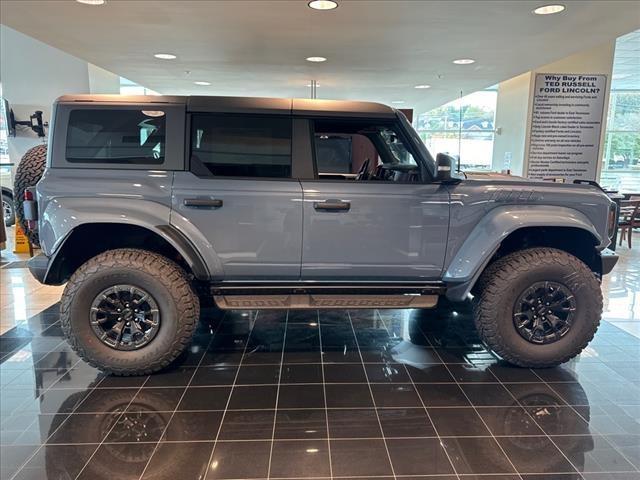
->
[[435, 153, 455, 182]]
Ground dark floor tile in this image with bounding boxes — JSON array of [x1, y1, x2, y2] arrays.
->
[[322, 347, 362, 363], [365, 363, 411, 383], [76, 442, 150, 479], [218, 409, 274, 440], [497, 436, 577, 473], [325, 384, 373, 408], [323, 363, 367, 383], [415, 383, 470, 407], [531, 365, 583, 382], [73, 388, 138, 413], [447, 363, 497, 382], [128, 387, 185, 412], [278, 384, 325, 408], [164, 411, 223, 441], [428, 407, 491, 436], [176, 386, 230, 411], [330, 439, 393, 476], [441, 436, 516, 474], [282, 350, 322, 363], [327, 408, 382, 438], [505, 382, 570, 406], [377, 407, 436, 438], [141, 441, 213, 480], [190, 365, 239, 386], [554, 434, 637, 472], [274, 409, 327, 439], [208, 440, 271, 479], [406, 364, 455, 383], [200, 350, 244, 366], [477, 406, 545, 436], [235, 364, 280, 385], [488, 364, 541, 382], [525, 405, 592, 435], [104, 410, 170, 443], [550, 381, 607, 406], [34, 388, 92, 414], [269, 439, 331, 478], [47, 413, 116, 444], [228, 385, 277, 410], [387, 437, 455, 475], [371, 383, 422, 407], [280, 363, 323, 383], [274, 409, 328, 440], [143, 366, 196, 387], [97, 374, 149, 388], [16, 444, 95, 480], [461, 383, 518, 407]]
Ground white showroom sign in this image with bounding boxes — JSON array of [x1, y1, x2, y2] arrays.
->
[[526, 73, 607, 182]]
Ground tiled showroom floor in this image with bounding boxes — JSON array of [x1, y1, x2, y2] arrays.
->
[[0, 234, 638, 480]]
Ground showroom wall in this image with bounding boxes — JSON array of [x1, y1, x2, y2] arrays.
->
[[491, 40, 616, 176], [0, 25, 119, 163]]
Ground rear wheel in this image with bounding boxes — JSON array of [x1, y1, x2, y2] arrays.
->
[[61, 248, 199, 375], [473, 247, 602, 367]]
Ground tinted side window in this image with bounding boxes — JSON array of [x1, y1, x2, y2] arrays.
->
[[66, 109, 165, 164], [313, 120, 420, 182], [191, 115, 292, 178]]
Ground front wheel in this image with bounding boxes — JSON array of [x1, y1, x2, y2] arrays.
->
[[473, 247, 602, 368], [61, 249, 199, 375]]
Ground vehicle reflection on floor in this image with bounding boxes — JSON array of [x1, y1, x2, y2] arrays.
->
[[1, 297, 638, 480]]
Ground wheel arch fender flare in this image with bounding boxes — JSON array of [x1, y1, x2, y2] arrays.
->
[[443, 205, 602, 301], [39, 197, 223, 283]]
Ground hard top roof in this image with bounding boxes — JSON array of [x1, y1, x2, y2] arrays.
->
[[55, 95, 397, 118]]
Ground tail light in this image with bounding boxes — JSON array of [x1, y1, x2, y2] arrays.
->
[[607, 203, 618, 240]]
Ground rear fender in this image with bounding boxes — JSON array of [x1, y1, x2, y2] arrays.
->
[[40, 197, 222, 279]]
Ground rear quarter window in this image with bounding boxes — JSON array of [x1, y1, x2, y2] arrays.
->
[[66, 109, 166, 164]]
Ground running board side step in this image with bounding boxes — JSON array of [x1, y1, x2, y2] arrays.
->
[[213, 293, 439, 310]]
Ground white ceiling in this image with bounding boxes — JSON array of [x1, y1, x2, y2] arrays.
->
[[1, 0, 638, 111]]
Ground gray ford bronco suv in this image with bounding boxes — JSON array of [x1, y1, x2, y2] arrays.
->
[[22, 94, 618, 375]]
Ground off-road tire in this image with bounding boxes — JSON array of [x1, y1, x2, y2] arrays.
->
[[2, 192, 15, 227], [14, 143, 47, 246], [61, 248, 199, 375], [473, 247, 602, 368]]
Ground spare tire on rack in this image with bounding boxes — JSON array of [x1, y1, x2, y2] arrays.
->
[[14, 143, 47, 247]]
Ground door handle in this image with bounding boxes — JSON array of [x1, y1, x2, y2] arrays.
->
[[313, 200, 350, 211], [184, 198, 223, 208]]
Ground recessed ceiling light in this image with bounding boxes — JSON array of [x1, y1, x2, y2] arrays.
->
[[76, 0, 105, 4], [194, 81, 211, 86], [414, 85, 431, 89], [306, 56, 327, 63], [453, 58, 475, 65], [391, 100, 405, 104], [308, 0, 338, 10], [533, 4, 565, 15], [154, 53, 177, 60]]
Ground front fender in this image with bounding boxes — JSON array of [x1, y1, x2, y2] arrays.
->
[[443, 205, 601, 301]]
